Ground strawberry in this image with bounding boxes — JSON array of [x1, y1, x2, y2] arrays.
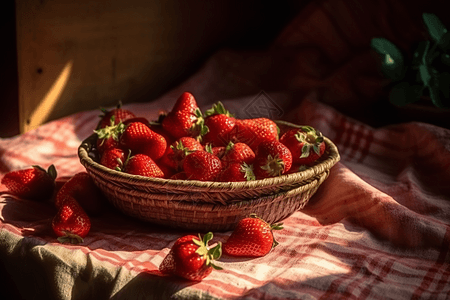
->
[[253, 140, 292, 179], [223, 214, 283, 257], [100, 148, 126, 171], [123, 154, 164, 178], [279, 126, 326, 165], [159, 232, 222, 281], [202, 102, 236, 146], [217, 162, 255, 182], [161, 92, 208, 140], [160, 137, 203, 171], [120, 121, 167, 161], [205, 144, 226, 159], [98, 102, 136, 129], [230, 118, 279, 150], [52, 195, 91, 244], [122, 117, 150, 126], [221, 142, 255, 166], [1, 164, 57, 201], [182, 150, 222, 181], [55, 172, 107, 216], [94, 117, 126, 154], [170, 172, 188, 180]]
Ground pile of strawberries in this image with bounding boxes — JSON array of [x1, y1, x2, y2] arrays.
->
[[159, 214, 284, 281], [94, 92, 326, 181], [0, 91, 328, 282], [1, 166, 105, 244]]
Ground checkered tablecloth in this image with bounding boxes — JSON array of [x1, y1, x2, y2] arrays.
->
[[1, 0, 450, 299]]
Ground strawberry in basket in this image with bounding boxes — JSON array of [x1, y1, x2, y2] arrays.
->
[[280, 126, 326, 165], [159, 232, 222, 281], [202, 101, 236, 147], [123, 153, 165, 178], [162, 92, 208, 140], [120, 121, 167, 161], [159, 137, 204, 172], [230, 117, 279, 150], [94, 117, 126, 154], [253, 140, 292, 179], [97, 102, 136, 129], [182, 150, 222, 181]]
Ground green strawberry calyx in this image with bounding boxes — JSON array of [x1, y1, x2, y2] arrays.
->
[[190, 108, 209, 141], [170, 140, 197, 158], [94, 116, 126, 146], [193, 232, 223, 270], [57, 231, 84, 244], [240, 162, 256, 181], [204, 101, 234, 118], [32, 164, 57, 181], [260, 154, 285, 177], [295, 126, 324, 158]]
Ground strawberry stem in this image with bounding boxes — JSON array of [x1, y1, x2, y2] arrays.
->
[[57, 231, 84, 244]]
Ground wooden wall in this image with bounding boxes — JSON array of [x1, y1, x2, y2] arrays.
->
[[9, 0, 301, 135]]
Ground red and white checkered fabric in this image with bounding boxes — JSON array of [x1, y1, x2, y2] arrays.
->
[[1, 0, 450, 298]]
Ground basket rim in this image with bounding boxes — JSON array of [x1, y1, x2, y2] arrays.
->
[[78, 120, 340, 191]]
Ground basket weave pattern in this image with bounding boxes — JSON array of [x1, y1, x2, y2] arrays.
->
[[78, 121, 340, 231]]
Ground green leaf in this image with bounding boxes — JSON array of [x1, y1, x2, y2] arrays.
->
[[371, 38, 405, 81], [429, 72, 450, 108], [209, 242, 222, 260], [389, 82, 423, 106], [419, 64, 432, 87], [300, 145, 311, 158], [429, 83, 444, 108], [438, 31, 450, 51], [423, 13, 448, 43], [47, 164, 57, 180]]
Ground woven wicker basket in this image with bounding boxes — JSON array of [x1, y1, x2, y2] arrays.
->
[[78, 120, 340, 231]]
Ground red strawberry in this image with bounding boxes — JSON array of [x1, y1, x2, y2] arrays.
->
[[217, 162, 255, 182], [1, 165, 57, 201], [253, 140, 292, 179], [202, 102, 236, 146], [205, 144, 226, 159], [156, 161, 176, 179], [182, 150, 222, 181], [100, 148, 127, 171], [223, 214, 283, 257], [55, 172, 107, 216], [98, 103, 136, 129], [279, 126, 326, 165], [170, 172, 188, 180], [160, 137, 203, 171], [122, 117, 150, 126], [171, 91, 199, 112], [94, 118, 126, 154], [52, 195, 91, 244], [123, 154, 164, 178], [231, 118, 278, 150], [162, 92, 207, 140], [120, 122, 167, 160], [221, 142, 255, 166], [159, 232, 222, 281]]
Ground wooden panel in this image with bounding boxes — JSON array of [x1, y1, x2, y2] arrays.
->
[[15, 0, 266, 133]]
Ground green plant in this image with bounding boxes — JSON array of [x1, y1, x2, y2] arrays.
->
[[371, 13, 450, 108]]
